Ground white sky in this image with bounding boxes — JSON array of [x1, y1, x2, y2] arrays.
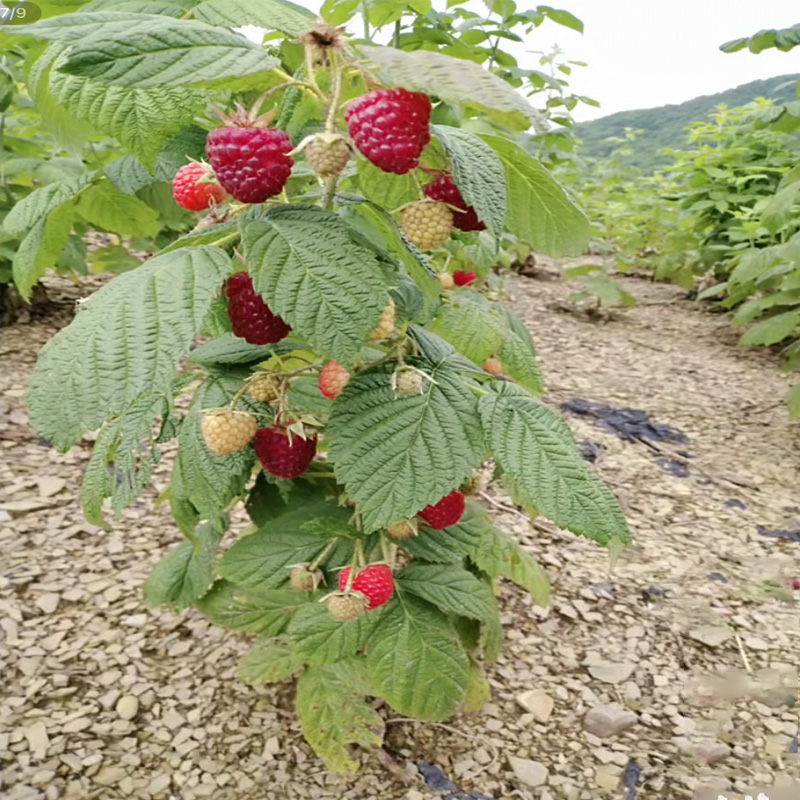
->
[[284, 0, 800, 121]]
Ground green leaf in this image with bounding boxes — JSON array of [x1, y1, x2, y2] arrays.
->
[[431, 291, 506, 365], [12, 203, 73, 300], [193, 0, 316, 36], [739, 309, 800, 347], [288, 602, 384, 666], [539, 5, 584, 33], [238, 639, 305, 686], [296, 660, 383, 774], [720, 24, 800, 54], [154, 125, 208, 181], [160, 221, 240, 255], [187, 333, 294, 367], [397, 564, 496, 622], [729, 247, 785, 287], [81, 390, 172, 526], [242, 204, 390, 365], [467, 510, 550, 607], [59, 19, 280, 89], [360, 44, 545, 131], [495, 305, 544, 395], [88, 245, 143, 275], [287, 376, 335, 416], [461, 660, 490, 712], [366, 594, 470, 720], [328, 358, 485, 532], [400, 499, 485, 563], [245, 474, 322, 527], [105, 155, 156, 195], [27, 246, 231, 451], [15, 11, 178, 42], [219, 496, 354, 591], [788, 383, 800, 417], [3, 172, 95, 235], [50, 66, 207, 168], [75, 180, 160, 237], [480, 383, 631, 545], [172, 377, 258, 524], [479, 135, 590, 256], [142, 523, 221, 609], [196, 580, 309, 634], [82, 1, 193, 16], [26, 45, 94, 154], [431, 125, 507, 236], [580, 275, 636, 307], [355, 159, 419, 212], [336, 193, 440, 318]]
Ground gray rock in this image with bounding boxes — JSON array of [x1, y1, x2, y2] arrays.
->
[[687, 625, 732, 648], [515, 689, 554, 722], [583, 703, 638, 738], [588, 661, 636, 684], [115, 695, 139, 721], [509, 756, 549, 787]]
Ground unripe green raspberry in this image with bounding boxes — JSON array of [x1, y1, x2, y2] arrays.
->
[[386, 519, 418, 539], [290, 564, 323, 591], [325, 592, 367, 621], [391, 365, 426, 396], [248, 372, 284, 403], [401, 200, 453, 250]]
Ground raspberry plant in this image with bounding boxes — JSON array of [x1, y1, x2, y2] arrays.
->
[[20, 2, 630, 773]]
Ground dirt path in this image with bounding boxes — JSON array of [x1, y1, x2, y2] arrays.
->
[[1, 269, 798, 800]]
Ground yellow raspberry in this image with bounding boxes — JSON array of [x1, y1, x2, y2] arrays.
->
[[369, 299, 396, 341], [201, 410, 257, 455], [306, 133, 352, 177], [401, 200, 453, 250], [439, 272, 454, 290], [248, 372, 284, 403]]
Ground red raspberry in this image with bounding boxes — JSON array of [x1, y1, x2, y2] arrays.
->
[[318, 361, 350, 400], [226, 272, 291, 345], [254, 422, 317, 479], [453, 270, 476, 287], [338, 565, 394, 610], [206, 126, 293, 204], [418, 490, 466, 529], [345, 88, 431, 175], [793, 578, 800, 591], [172, 163, 227, 211], [424, 174, 485, 232]]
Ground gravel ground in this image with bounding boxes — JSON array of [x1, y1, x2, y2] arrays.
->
[[1, 267, 798, 800]]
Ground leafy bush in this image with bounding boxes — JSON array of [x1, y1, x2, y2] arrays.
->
[[20, 1, 630, 772]]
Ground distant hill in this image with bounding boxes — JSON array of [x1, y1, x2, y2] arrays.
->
[[572, 74, 800, 171]]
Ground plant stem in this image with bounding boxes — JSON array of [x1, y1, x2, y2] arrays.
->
[[322, 176, 337, 211], [393, 19, 401, 48], [208, 231, 240, 250], [361, 0, 371, 42], [303, 45, 324, 99], [487, 36, 501, 71], [227, 383, 249, 411], [309, 538, 339, 572]]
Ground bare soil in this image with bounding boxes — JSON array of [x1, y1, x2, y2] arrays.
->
[[1, 267, 798, 800]]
